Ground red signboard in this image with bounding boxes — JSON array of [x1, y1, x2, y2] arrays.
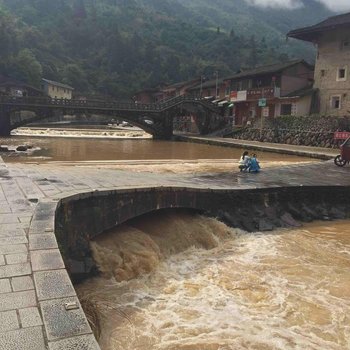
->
[[334, 131, 350, 140]]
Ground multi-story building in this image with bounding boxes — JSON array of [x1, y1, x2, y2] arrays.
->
[[223, 60, 315, 125], [288, 12, 350, 116], [41, 79, 74, 99]]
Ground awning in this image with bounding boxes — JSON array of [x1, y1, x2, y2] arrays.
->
[[212, 98, 225, 104]]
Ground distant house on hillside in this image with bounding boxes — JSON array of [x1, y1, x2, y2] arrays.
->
[[41, 79, 74, 99], [288, 12, 350, 116], [133, 78, 201, 103], [160, 79, 201, 100], [223, 60, 315, 125], [188, 78, 226, 100], [133, 88, 163, 104], [0, 75, 44, 97]]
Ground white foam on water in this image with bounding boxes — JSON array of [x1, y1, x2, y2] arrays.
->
[[76, 213, 350, 350]]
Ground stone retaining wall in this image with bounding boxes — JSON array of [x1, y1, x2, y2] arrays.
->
[[234, 115, 350, 148]]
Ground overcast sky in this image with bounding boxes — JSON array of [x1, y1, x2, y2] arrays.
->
[[246, 0, 350, 11]]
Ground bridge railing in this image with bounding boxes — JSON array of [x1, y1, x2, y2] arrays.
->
[[0, 94, 221, 113]]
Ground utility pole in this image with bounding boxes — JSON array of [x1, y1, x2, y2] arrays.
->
[[260, 89, 264, 140], [199, 75, 204, 98], [214, 71, 219, 98]]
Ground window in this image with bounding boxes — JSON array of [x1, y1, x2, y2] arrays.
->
[[320, 69, 326, 77], [331, 96, 341, 109], [280, 104, 292, 115], [337, 67, 347, 81]]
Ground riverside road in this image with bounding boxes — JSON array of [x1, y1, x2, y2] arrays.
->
[[0, 156, 349, 349]]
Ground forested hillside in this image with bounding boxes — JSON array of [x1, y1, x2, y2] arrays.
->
[[0, 0, 332, 97]]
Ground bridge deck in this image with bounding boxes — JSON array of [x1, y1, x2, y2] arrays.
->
[[0, 157, 349, 349]]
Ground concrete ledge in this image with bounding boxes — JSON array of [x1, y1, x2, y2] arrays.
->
[[175, 135, 338, 160]]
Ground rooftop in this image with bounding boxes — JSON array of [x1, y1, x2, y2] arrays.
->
[[224, 60, 313, 81], [287, 12, 350, 42], [42, 78, 74, 90], [189, 78, 225, 91]]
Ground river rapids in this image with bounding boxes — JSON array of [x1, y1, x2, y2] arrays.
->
[[76, 210, 350, 350]]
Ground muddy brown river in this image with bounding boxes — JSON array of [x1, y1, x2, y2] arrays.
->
[[1, 136, 310, 164], [77, 211, 350, 350]]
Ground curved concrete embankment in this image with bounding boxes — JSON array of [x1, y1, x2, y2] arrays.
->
[[53, 185, 350, 280]]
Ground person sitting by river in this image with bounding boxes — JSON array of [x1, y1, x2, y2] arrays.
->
[[238, 151, 251, 172], [249, 153, 261, 173]]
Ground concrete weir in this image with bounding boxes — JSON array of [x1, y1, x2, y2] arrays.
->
[[55, 185, 350, 280], [0, 157, 350, 349]]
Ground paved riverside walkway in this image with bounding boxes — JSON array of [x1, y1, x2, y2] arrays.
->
[[0, 157, 350, 349], [176, 135, 339, 160]]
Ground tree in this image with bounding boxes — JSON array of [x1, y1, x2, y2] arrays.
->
[[62, 63, 89, 92], [12, 49, 42, 86]]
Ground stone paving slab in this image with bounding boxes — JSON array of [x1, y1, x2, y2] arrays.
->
[[0, 279, 11, 293], [0, 326, 46, 350], [29, 233, 58, 250], [0, 290, 36, 311], [34, 270, 76, 301], [19, 307, 43, 328], [40, 296, 92, 341], [11, 276, 34, 292], [31, 249, 65, 272], [0, 310, 19, 333], [48, 334, 100, 350]]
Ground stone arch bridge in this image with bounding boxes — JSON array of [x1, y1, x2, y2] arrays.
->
[[0, 95, 223, 139]]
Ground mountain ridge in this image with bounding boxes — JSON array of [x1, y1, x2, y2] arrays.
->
[[0, 0, 333, 97]]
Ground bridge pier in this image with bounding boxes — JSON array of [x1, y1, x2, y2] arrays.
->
[[0, 111, 11, 136], [153, 111, 174, 140]]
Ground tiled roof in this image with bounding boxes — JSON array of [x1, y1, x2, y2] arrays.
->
[[42, 78, 74, 90], [284, 87, 317, 98], [224, 60, 312, 81], [288, 12, 350, 41], [188, 78, 225, 91]]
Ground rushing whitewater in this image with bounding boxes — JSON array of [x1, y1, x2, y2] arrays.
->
[[76, 211, 350, 350]]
